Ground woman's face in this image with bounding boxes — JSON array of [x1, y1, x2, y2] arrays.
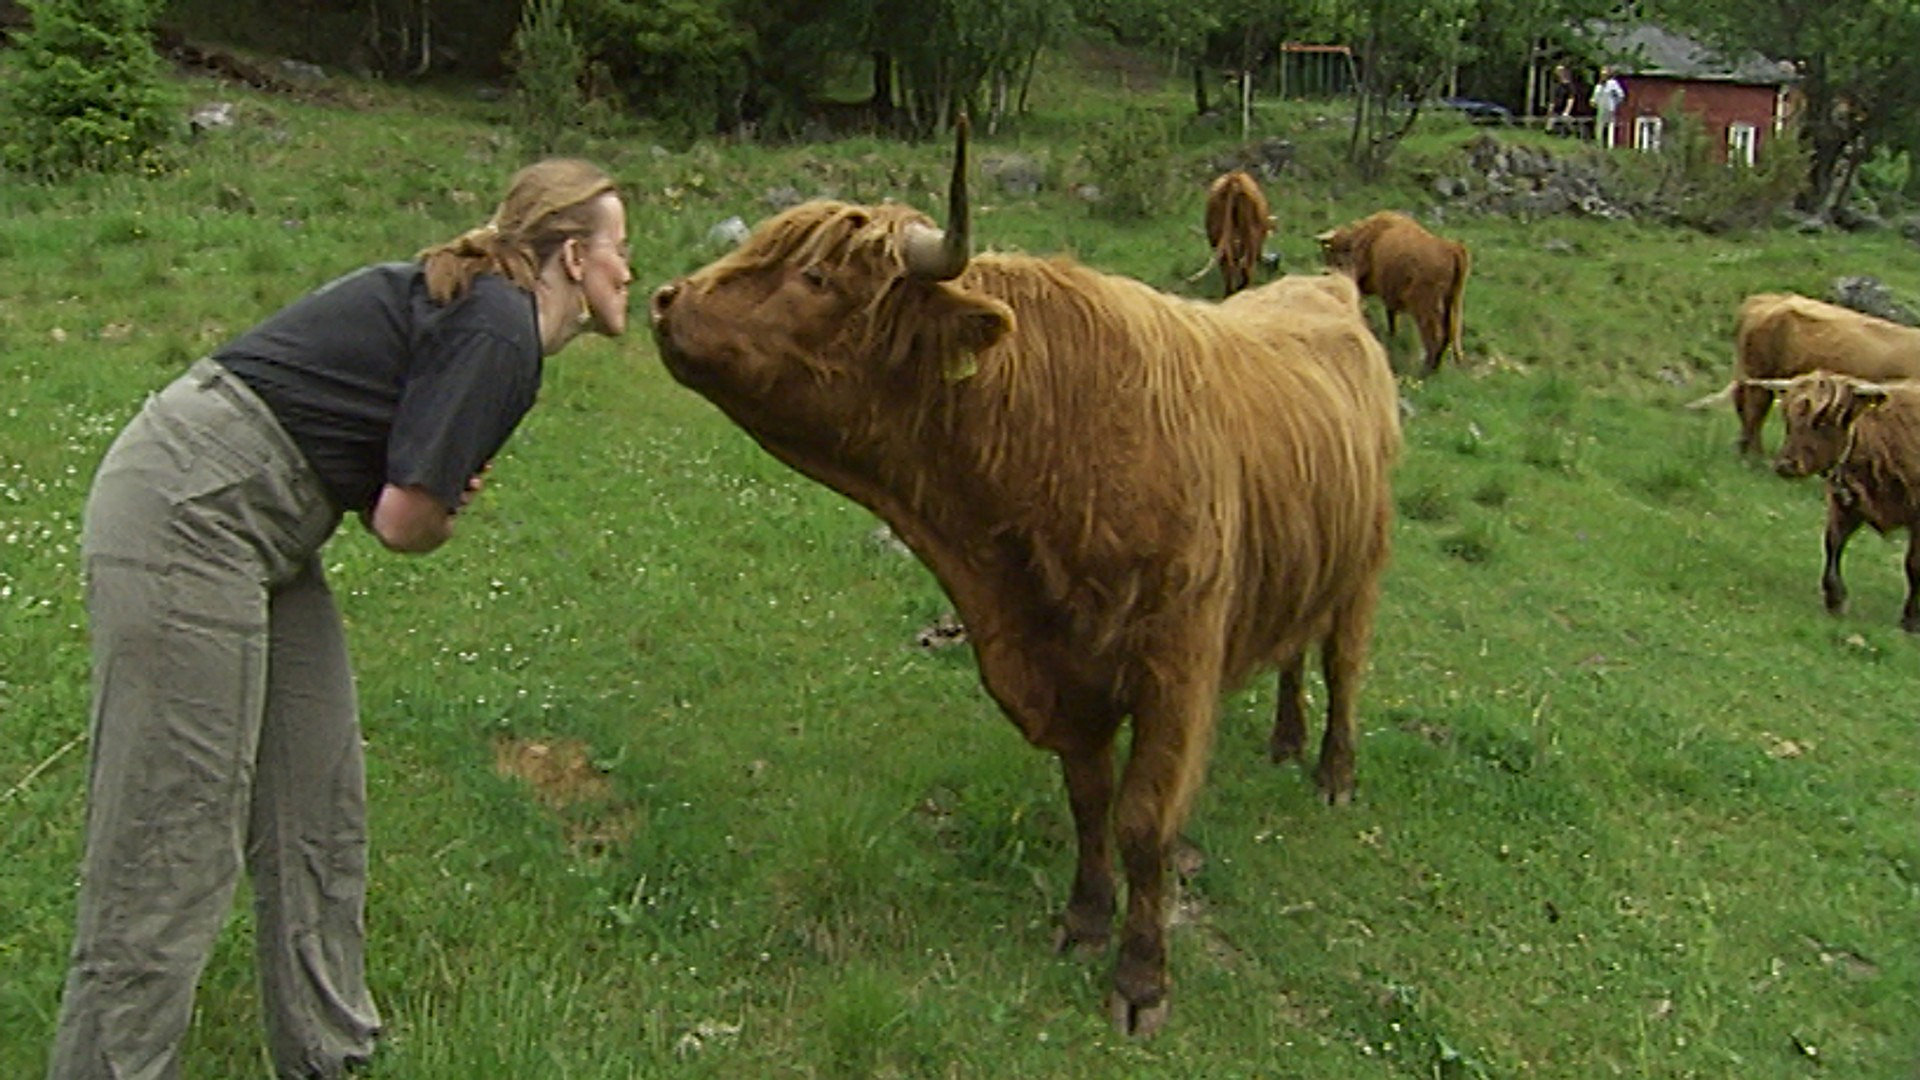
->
[[576, 193, 632, 336]]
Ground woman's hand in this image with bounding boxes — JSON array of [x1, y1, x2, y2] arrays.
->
[[458, 462, 491, 511]]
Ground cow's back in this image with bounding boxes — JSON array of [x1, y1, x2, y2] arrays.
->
[[1368, 220, 1463, 302], [953, 255, 1399, 682], [1196, 274, 1401, 674], [1738, 293, 1920, 381]]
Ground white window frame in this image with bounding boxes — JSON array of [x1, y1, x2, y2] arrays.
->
[[1728, 122, 1757, 166], [1634, 115, 1663, 152]]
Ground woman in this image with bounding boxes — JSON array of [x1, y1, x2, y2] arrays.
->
[[48, 158, 631, 1079]]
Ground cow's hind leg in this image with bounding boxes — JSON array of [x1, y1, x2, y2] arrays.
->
[[1054, 734, 1118, 957], [1733, 383, 1774, 456], [1904, 531, 1920, 633], [1267, 653, 1309, 763], [1418, 312, 1446, 375], [1315, 585, 1381, 806]]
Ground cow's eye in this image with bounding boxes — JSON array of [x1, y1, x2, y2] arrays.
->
[[800, 265, 830, 289]]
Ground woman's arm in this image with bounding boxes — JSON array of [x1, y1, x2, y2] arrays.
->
[[364, 465, 489, 554], [364, 483, 456, 553]]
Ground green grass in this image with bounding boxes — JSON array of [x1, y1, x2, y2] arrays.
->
[[3, 46, 1918, 1079]]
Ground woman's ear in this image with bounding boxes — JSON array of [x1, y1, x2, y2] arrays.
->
[[563, 238, 585, 283]]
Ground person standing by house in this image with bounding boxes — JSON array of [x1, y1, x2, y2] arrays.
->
[[46, 157, 632, 1079], [1546, 63, 1578, 135], [1591, 66, 1625, 147]]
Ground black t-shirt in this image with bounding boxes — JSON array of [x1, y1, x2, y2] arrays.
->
[[215, 262, 543, 513]]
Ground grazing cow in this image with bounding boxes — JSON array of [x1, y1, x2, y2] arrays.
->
[[1203, 170, 1273, 297], [649, 120, 1401, 1036], [1747, 372, 1920, 631], [1687, 293, 1920, 456], [1315, 210, 1470, 375]]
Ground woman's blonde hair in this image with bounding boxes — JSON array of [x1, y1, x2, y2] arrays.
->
[[419, 158, 619, 304]]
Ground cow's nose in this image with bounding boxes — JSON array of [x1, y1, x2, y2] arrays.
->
[[650, 282, 679, 320]]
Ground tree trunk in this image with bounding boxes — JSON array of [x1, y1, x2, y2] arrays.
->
[[870, 50, 895, 129], [1192, 59, 1209, 115]]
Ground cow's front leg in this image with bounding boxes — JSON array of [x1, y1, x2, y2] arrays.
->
[[1902, 531, 1920, 633], [1107, 679, 1218, 1038], [1822, 496, 1864, 616], [1053, 738, 1117, 956], [1267, 654, 1309, 764]]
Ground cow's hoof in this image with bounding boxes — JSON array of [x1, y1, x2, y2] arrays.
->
[[1268, 730, 1307, 764], [1053, 922, 1109, 959], [1902, 614, 1920, 634], [1107, 989, 1170, 1038], [1316, 770, 1355, 806]]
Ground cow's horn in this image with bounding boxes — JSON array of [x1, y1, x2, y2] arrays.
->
[[1314, 228, 1337, 243], [905, 113, 972, 280], [1851, 379, 1891, 400], [1740, 378, 1797, 392]]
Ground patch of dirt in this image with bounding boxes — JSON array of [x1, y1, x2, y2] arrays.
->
[[492, 735, 635, 855], [914, 612, 968, 650]]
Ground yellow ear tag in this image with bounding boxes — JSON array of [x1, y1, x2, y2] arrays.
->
[[944, 350, 978, 383]]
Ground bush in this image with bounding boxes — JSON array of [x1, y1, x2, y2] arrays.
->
[[569, 0, 750, 144], [509, 0, 590, 153], [1609, 93, 1806, 233], [0, 0, 176, 178], [1080, 105, 1178, 220]]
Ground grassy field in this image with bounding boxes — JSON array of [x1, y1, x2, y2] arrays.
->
[[2, 47, 1917, 1078]]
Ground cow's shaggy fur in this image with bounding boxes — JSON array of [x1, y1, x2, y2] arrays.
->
[[1766, 373, 1920, 630], [652, 198, 1400, 1036]]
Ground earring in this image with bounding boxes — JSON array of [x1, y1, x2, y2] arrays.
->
[[576, 287, 595, 329]]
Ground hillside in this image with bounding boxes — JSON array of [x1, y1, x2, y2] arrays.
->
[[1, 43, 1915, 1078]]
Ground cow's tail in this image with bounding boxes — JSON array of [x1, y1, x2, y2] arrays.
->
[[1684, 381, 1737, 410], [1445, 245, 1470, 366]]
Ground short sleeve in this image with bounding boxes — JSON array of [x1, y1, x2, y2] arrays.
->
[[385, 329, 541, 508]]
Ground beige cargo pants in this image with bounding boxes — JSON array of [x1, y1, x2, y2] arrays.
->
[[50, 359, 380, 1079]]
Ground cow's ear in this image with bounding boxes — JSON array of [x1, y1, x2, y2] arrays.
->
[[923, 288, 1011, 353], [953, 296, 1012, 353]]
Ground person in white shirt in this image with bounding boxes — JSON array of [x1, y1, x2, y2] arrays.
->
[[1591, 66, 1626, 147]]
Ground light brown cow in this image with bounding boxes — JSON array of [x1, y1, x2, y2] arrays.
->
[[1746, 372, 1920, 631], [1203, 170, 1273, 297], [649, 120, 1401, 1036], [1316, 210, 1470, 375], [1688, 293, 1920, 456]]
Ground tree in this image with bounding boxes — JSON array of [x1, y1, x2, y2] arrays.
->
[[0, 0, 175, 177], [568, 0, 752, 140], [1333, 0, 1474, 177], [1073, 0, 1223, 114], [508, 0, 587, 153], [865, 0, 1067, 137], [1678, 0, 1920, 217]]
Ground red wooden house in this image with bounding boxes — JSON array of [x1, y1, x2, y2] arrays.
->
[[1589, 22, 1798, 164]]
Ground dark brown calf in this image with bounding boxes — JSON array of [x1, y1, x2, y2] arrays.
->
[[1750, 373, 1920, 631]]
